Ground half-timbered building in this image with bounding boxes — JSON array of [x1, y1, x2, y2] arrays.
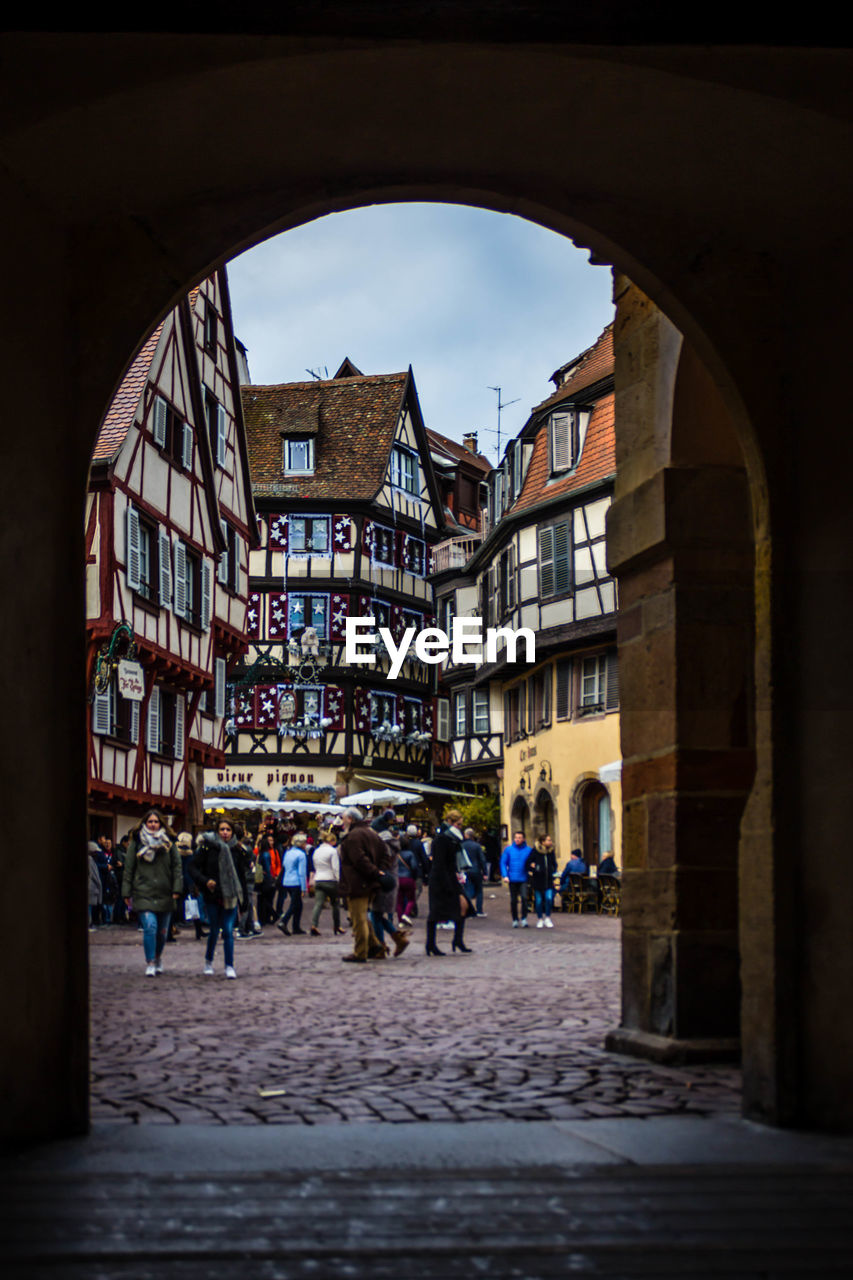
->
[[86, 271, 258, 838], [218, 360, 447, 805], [431, 324, 621, 865]]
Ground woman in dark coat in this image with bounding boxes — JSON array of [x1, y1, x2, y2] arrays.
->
[[426, 809, 471, 956], [528, 835, 558, 928], [189, 817, 246, 979], [121, 809, 182, 976]]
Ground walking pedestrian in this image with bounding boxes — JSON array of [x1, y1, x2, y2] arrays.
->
[[121, 810, 182, 976], [461, 827, 488, 916], [87, 842, 103, 931], [426, 810, 471, 956], [276, 832, 308, 936], [255, 833, 278, 926], [370, 827, 410, 958], [189, 818, 247, 978], [337, 806, 387, 964], [500, 830, 533, 928], [528, 834, 558, 927], [309, 828, 345, 936]]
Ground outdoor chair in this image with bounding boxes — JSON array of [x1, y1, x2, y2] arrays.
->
[[597, 873, 621, 917]]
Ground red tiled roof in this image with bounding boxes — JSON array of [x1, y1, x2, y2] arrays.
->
[[426, 428, 491, 474], [242, 371, 410, 500], [533, 323, 613, 414], [512, 393, 614, 512], [91, 324, 163, 463]]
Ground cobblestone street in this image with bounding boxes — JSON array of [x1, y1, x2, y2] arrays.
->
[[90, 887, 740, 1126]]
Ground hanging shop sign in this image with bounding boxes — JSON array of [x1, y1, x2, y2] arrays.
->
[[117, 660, 145, 701]]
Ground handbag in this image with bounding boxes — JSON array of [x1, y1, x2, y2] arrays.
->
[[184, 897, 200, 921]]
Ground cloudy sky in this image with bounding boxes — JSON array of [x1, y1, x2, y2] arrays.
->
[[226, 203, 614, 465]]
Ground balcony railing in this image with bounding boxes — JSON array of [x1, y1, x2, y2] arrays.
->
[[431, 535, 481, 574]]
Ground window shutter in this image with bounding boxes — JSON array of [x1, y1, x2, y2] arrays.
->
[[554, 522, 571, 595], [216, 405, 227, 466], [218, 519, 229, 585], [233, 537, 241, 596], [201, 559, 212, 631], [214, 657, 226, 718], [541, 665, 552, 726], [146, 686, 160, 753], [174, 694, 185, 760], [606, 649, 620, 711], [556, 659, 571, 720], [152, 396, 167, 448], [437, 697, 450, 742], [173, 540, 187, 619], [126, 506, 141, 591], [92, 685, 111, 736], [158, 529, 172, 606], [508, 545, 516, 609], [130, 697, 140, 745], [539, 526, 555, 597], [182, 422, 193, 470], [551, 413, 570, 471]]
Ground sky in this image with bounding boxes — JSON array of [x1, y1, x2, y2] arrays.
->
[[226, 203, 614, 465]]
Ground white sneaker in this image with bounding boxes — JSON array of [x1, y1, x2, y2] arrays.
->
[[520, 919, 529, 928], [512, 920, 520, 928], [154, 958, 163, 973], [544, 918, 554, 928], [537, 919, 545, 928], [225, 965, 237, 979], [203, 962, 214, 976], [145, 963, 156, 977]]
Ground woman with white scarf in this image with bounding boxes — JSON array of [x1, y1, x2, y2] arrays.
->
[[189, 818, 247, 979], [122, 809, 183, 976]]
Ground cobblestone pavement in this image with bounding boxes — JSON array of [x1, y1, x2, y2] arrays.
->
[[89, 887, 740, 1126]]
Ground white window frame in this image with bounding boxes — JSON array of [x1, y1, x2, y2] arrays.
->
[[289, 514, 331, 555], [288, 592, 328, 639], [391, 445, 418, 495], [579, 654, 607, 710], [283, 436, 314, 475], [370, 690, 397, 727], [454, 691, 467, 737], [472, 688, 490, 734], [371, 522, 396, 566]]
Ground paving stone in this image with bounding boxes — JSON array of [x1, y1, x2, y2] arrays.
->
[[88, 892, 741, 1127]]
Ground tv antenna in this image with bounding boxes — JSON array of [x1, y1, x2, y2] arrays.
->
[[486, 386, 520, 462], [305, 366, 329, 381]]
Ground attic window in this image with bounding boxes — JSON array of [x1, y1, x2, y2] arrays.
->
[[283, 437, 314, 475], [391, 445, 418, 495], [550, 407, 591, 474]]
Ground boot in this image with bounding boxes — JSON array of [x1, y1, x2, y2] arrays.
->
[[452, 919, 472, 953], [425, 921, 445, 957], [392, 930, 410, 957]]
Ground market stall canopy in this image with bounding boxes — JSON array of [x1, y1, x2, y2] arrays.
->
[[203, 797, 347, 814], [343, 788, 422, 806], [352, 774, 475, 797]]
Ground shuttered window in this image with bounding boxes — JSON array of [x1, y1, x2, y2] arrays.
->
[[437, 698, 450, 742], [214, 657, 226, 718], [126, 506, 141, 591], [92, 683, 112, 736], [454, 692, 467, 737], [173, 541, 187, 619], [539, 521, 571, 598], [158, 530, 171, 606], [146, 686, 160, 753], [174, 694, 185, 760], [556, 659, 572, 720], [218, 519, 229, 585], [216, 405, 228, 467], [182, 422, 193, 470], [605, 649, 620, 710], [152, 395, 168, 448], [201, 559, 212, 631]]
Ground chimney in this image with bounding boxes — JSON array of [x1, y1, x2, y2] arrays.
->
[[462, 432, 478, 454]]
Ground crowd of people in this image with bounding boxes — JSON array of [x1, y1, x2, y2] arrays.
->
[[87, 808, 619, 976]]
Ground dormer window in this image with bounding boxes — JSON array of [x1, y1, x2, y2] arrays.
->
[[391, 445, 418, 495], [283, 436, 314, 475], [550, 406, 591, 474]]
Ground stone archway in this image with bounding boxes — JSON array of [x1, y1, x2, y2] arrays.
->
[[532, 786, 556, 844], [510, 794, 531, 843], [3, 29, 853, 1139]]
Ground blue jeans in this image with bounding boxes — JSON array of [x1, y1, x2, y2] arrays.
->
[[138, 910, 173, 963], [205, 902, 237, 967], [534, 887, 554, 919], [465, 872, 484, 914]]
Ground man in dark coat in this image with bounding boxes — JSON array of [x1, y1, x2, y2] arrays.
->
[[338, 807, 385, 963]]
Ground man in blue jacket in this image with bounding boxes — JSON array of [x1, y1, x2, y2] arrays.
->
[[500, 830, 533, 928]]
